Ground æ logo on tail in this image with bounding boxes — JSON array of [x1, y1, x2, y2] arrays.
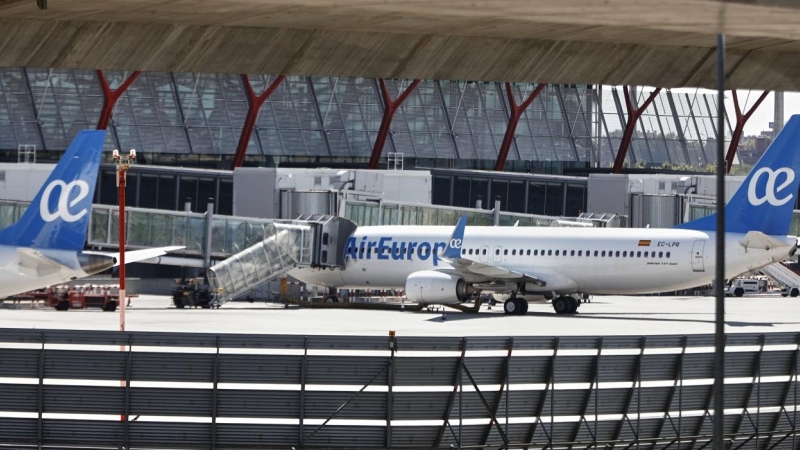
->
[[449, 239, 462, 249], [747, 167, 795, 207], [39, 180, 90, 223]]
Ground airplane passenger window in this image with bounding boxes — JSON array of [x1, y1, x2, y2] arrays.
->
[[527, 250, 531, 256], [594, 251, 598, 257], [512, 249, 516, 255], [578, 250, 582, 256], [666, 252, 670, 258], [534, 250, 538, 256], [555, 250, 560, 256], [562, 249, 567, 255], [644, 251, 648, 257], [623, 251, 627, 257], [601, 251, 606, 257], [482, 249, 487, 255], [616, 251, 620, 257], [637, 251, 641, 257], [504, 249, 508, 255], [659, 252, 663, 258], [496, 249, 500, 255], [462, 249, 466, 255], [571, 250, 575, 256], [548, 250, 552, 256], [469, 249, 473, 255]]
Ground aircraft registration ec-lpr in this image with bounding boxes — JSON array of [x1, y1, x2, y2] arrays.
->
[[291, 115, 800, 315]]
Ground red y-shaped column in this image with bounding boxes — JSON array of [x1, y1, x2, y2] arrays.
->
[[494, 83, 546, 171], [232, 74, 286, 169], [96, 70, 141, 130], [368, 79, 421, 169], [611, 87, 662, 173], [725, 90, 769, 173]]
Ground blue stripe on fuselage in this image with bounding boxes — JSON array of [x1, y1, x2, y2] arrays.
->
[[346, 236, 448, 266]]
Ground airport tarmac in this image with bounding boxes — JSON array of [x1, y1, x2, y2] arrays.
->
[[1, 294, 799, 337]]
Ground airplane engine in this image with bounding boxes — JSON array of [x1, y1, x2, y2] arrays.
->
[[404, 271, 472, 304]]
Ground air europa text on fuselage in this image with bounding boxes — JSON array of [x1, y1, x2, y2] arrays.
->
[[346, 236, 448, 265]]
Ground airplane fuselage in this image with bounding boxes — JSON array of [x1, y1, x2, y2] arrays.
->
[[0, 247, 113, 298], [290, 226, 792, 302]]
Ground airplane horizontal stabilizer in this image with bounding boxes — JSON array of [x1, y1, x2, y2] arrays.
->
[[84, 246, 184, 267], [17, 248, 63, 276], [739, 231, 793, 250]]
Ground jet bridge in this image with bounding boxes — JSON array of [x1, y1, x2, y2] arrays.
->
[[207, 215, 356, 306]]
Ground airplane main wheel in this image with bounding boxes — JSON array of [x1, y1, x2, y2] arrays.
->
[[504, 299, 518, 315], [792, 288, 799, 298], [55, 300, 69, 311], [103, 301, 117, 312], [567, 297, 579, 314], [552, 296, 570, 314], [518, 299, 528, 315], [734, 287, 745, 297]]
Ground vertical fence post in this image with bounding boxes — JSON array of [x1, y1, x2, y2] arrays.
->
[[125, 333, 132, 450], [212, 334, 220, 450], [459, 337, 465, 450], [37, 330, 44, 450], [386, 331, 396, 448], [595, 337, 603, 450], [300, 336, 308, 446]]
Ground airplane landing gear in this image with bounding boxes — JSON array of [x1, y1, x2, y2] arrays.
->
[[503, 292, 528, 315], [553, 295, 579, 314]]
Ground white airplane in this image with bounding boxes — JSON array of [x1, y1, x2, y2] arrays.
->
[[0, 130, 181, 299], [291, 115, 800, 315]]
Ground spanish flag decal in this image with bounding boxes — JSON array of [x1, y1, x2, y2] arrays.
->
[[638, 240, 651, 247]]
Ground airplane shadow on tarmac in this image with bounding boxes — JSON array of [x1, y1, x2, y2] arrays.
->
[[425, 310, 799, 328]]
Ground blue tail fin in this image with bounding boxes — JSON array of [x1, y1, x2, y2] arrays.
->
[[0, 130, 106, 251], [441, 215, 467, 259], [676, 115, 800, 236]]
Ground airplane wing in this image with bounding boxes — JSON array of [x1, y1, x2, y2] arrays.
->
[[437, 215, 546, 287], [84, 246, 185, 267]]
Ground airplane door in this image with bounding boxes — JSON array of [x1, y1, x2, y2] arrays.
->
[[493, 246, 503, 263], [480, 245, 490, 263], [691, 240, 705, 272]]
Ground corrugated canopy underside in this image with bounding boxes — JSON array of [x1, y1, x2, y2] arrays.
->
[[2, 0, 800, 89]]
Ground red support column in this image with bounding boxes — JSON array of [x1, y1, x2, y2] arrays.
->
[[725, 90, 769, 173], [611, 87, 662, 173], [232, 74, 286, 169], [96, 70, 141, 130], [368, 79, 421, 169], [494, 83, 546, 171]]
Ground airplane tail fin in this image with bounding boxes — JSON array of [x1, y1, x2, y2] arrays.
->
[[0, 130, 106, 251], [676, 115, 800, 236], [441, 215, 467, 259]]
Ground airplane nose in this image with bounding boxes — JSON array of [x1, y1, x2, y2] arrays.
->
[[77, 253, 116, 275]]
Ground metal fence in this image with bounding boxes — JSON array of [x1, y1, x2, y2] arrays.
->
[[0, 328, 798, 449]]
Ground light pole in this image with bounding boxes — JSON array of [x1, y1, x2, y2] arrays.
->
[[113, 149, 136, 334]]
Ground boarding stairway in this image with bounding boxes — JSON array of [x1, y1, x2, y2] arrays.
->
[[207, 215, 356, 306], [760, 261, 800, 295]]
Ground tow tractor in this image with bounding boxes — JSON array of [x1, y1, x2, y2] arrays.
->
[[171, 278, 214, 309]]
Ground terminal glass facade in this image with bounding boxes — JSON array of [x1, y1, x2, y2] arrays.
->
[[0, 68, 730, 172]]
